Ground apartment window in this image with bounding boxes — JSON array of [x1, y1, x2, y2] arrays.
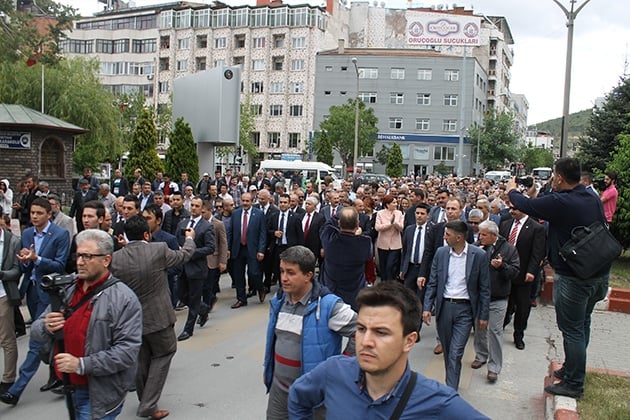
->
[[215, 37, 226, 49], [288, 133, 300, 148], [273, 34, 285, 48], [213, 59, 224, 67], [416, 93, 431, 105], [251, 104, 263, 115], [95, 39, 113, 53], [417, 68, 432, 80], [159, 57, 169, 71], [268, 132, 281, 148], [158, 81, 169, 93], [252, 131, 261, 147], [289, 82, 303, 93], [177, 37, 190, 49], [270, 82, 284, 93], [193, 9, 210, 27], [272, 56, 284, 71], [253, 37, 266, 48], [292, 37, 306, 48], [270, 105, 283, 116], [214, 9, 229, 27], [251, 81, 264, 93], [416, 118, 430, 131], [174, 10, 191, 28], [289, 105, 303, 116], [359, 92, 377, 103], [291, 59, 305, 71], [233, 56, 244, 65], [252, 59, 265, 71], [132, 39, 156, 53], [444, 69, 459, 81], [389, 117, 403, 129], [434, 146, 455, 161], [442, 120, 457, 132], [113, 39, 129, 53], [176, 60, 188, 71], [444, 94, 458, 106], [359, 68, 378, 79], [390, 93, 404, 104], [234, 34, 246, 48], [251, 8, 268, 27], [196, 35, 207, 48], [195, 57, 206, 71], [390, 68, 405, 80]]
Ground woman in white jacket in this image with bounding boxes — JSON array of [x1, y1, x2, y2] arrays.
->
[[0, 179, 12, 216]]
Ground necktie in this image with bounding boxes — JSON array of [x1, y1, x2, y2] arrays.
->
[[241, 210, 248, 245], [331, 207, 335, 218], [412, 226, 423, 263], [508, 220, 519, 245], [278, 212, 285, 245], [303, 213, 311, 240], [189, 219, 195, 229]]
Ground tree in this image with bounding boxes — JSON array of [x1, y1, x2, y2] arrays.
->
[[164, 117, 199, 184], [579, 76, 630, 172], [386, 143, 403, 178], [314, 99, 378, 172], [434, 161, 449, 176], [313, 131, 334, 166], [239, 97, 258, 159], [606, 132, 630, 248], [469, 110, 518, 170], [518, 144, 554, 172], [374, 144, 391, 166], [125, 108, 163, 183]]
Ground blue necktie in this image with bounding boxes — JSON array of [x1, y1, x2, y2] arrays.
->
[[412, 226, 423, 263]]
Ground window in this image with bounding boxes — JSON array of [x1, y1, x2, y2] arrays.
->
[[234, 34, 246, 48], [416, 93, 431, 105], [159, 57, 169, 71], [270, 7, 287, 26], [389, 117, 403, 129], [443, 94, 458, 106], [444, 69, 459, 81], [214, 9, 229, 27], [177, 37, 190, 49], [160, 10, 173, 29], [195, 57, 206, 71], [268, 132, 281, 148], [213, 59, 224, 67], [390, 93, 404, 104], [273, 34, 285, 48], [214, 37, 226, 49], [251, 81, 264, 93], [416, 118, 430, 131], [359, 92, 377, 103], [251, 8, 268, 27], [291, 59, 305, 71], [270, 105, 283, 116], [289, 105, 303, 116], [160, 35, 170, 49], [270, 82, 284, 93], [290, 7, 309, 26], [289, 82, 303, 93], [196, 35, 207, 48], [434, 146, 455, 161], [40, 138, 64, 178], [95, 39, 113, 53], [113, 39, 129, 53], [288, 133, 300, 148], [252, 131, 261, 147], [442, 120, 457, 132], [251, 104, 263, 115], [390, 68, 405, 79], [176, 60, 188, 71], [252, 59, 265, 71], [159, 81, 169, 93], [359, 68, 378, 79], [273, 56, 284, 71], [193, 9, 210, 27], [292, 37, 306, 48], [417, 68, 432, 80], [174, 10, 191, 28], [233, 56, 244, 65], [132, 39, 156, 53], [253, 37, 266, 48]]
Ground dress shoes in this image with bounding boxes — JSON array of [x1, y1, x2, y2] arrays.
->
[[197, 312, 209, 327], [231, 300, 247, 309], [487, 371, 498, 383], [149, 409, 170, 419], [177, 331, 192, 341], [553, 366, 566, 380], [258, 290, 266, 303], [471, 360, 487, 369], [515, 338, 525, 350], [0, 382, 13, 393], [433, 344, 443, 355], [544, 381, 583, 399], [40, 379, 63, 392], [0, 391, 19, 405]]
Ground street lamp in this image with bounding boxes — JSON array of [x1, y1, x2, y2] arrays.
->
[[552, 0, 591, 158], [352, 57, 359, 178]]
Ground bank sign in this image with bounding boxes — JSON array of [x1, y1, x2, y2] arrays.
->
[[406, 12, 481, 46], [0, 131, 31, 149]]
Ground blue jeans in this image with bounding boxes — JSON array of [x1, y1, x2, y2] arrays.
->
[[553, 272, 608, 389], [72, 388, 123, 420]]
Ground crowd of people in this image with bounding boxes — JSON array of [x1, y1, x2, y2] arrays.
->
[[0, 158, 619, 418]]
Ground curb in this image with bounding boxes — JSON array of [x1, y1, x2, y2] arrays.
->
[[545, 361, 579, 420]]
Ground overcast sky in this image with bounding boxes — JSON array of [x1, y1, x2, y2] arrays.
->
[[63, 0, 629, 125]]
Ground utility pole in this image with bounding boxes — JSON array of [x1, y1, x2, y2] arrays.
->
[[351, 57, 360, 178]]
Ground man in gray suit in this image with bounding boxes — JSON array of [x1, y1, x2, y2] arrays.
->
[[48, 194, 76, 237], [110, 215, 196, 419], [422, 220, 490, 390], [0, 226, 21, 393]]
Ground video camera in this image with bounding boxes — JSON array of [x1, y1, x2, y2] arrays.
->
[[516, 176, 534, 189], [41, 273, 75, 293]]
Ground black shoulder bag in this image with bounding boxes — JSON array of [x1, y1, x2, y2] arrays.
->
[[390, 371, 417, 420]]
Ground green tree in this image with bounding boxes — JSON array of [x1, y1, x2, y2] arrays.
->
[[606, 132, 630, 248], [579, 77, 630, 172], [386, 143, 403, 178], [469, 110, 518, 170], [239, 97, 258, 159], [314, 99, 378, 173], [518, 144, 554, 172], [374, 144, 391, 166], [434, 161, 449, 176], [125, 108, 163, 183], [116, 90, 147, 151], [313, 131, 334, 166], [165, 117, 199, 184]]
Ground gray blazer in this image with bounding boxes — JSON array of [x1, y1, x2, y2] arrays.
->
[[1, 229, 22, 304]]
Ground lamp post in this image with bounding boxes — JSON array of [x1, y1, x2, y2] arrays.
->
[[352, 57, 359, 178], [552, 0, 591, 158]]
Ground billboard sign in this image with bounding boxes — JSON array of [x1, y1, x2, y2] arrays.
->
[[0, 131, 31, 149], [407, 12, 481, 46]]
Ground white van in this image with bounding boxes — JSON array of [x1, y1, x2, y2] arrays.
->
[[484, 170, 511, 183], [531, 167, 552, 181], [258, 160, 342, 191]]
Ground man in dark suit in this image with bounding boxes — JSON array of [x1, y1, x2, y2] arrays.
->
[[422, 220, 490, 391], [0, 226, 21, 393], [111, 215, 195, 419], [70, 178, 98, 232], [320, 191, 341, 222], [288, 193, 305, 217], [175, 197, 215, 341], [399, 203, 431, 307], [255, 189, 279, 295], [227, 192, 267, 308], [267, 194, 292, 292], [112, 194, 140, 237], [500, 204, 546, 350], [139, 181, 154, 211], [403, 189, 426, 228], [287, 197, 324, 262], [428, 188, 449, 224]]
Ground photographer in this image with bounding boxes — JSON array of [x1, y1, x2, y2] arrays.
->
[[32, 229, 142, 419]]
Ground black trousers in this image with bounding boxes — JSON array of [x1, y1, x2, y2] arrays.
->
[[505, 284, 532, 340], [178, 273, 205, 335]]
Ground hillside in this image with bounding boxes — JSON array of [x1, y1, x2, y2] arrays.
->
[[528, 108, 592, 138]]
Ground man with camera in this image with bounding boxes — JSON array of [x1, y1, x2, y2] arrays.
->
[[32, 229, 142, 419]]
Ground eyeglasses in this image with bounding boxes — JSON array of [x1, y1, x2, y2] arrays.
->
[[468, 221, 480, 225], [76, 253, 106, 261], [216, 205, 223, 209]]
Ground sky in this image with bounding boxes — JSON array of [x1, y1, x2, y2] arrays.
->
[[61, 0, 630, 125]]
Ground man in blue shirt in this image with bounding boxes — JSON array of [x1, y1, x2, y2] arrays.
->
[[288, 281, 487, 419]]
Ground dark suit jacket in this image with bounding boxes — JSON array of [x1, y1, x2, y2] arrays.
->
[[424, 244, 490, 322], [228, 206, 267, 261], [70, 189, 99, 231], [111, 239, 195, 334], [287, 211, 325, 258], [400, 223, 430, 276], [289, 206, 305, 217], [267, 210, 293, 251], [1, 229, 22, 304], [419, 221, 474, 279], [499, 217, 546, 286], [176, 217, 215, 279]]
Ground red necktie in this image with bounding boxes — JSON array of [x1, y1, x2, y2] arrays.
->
[[303, 213, 311, 240], [508, 220, 519, 245], [241, 210, 248, 245]]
